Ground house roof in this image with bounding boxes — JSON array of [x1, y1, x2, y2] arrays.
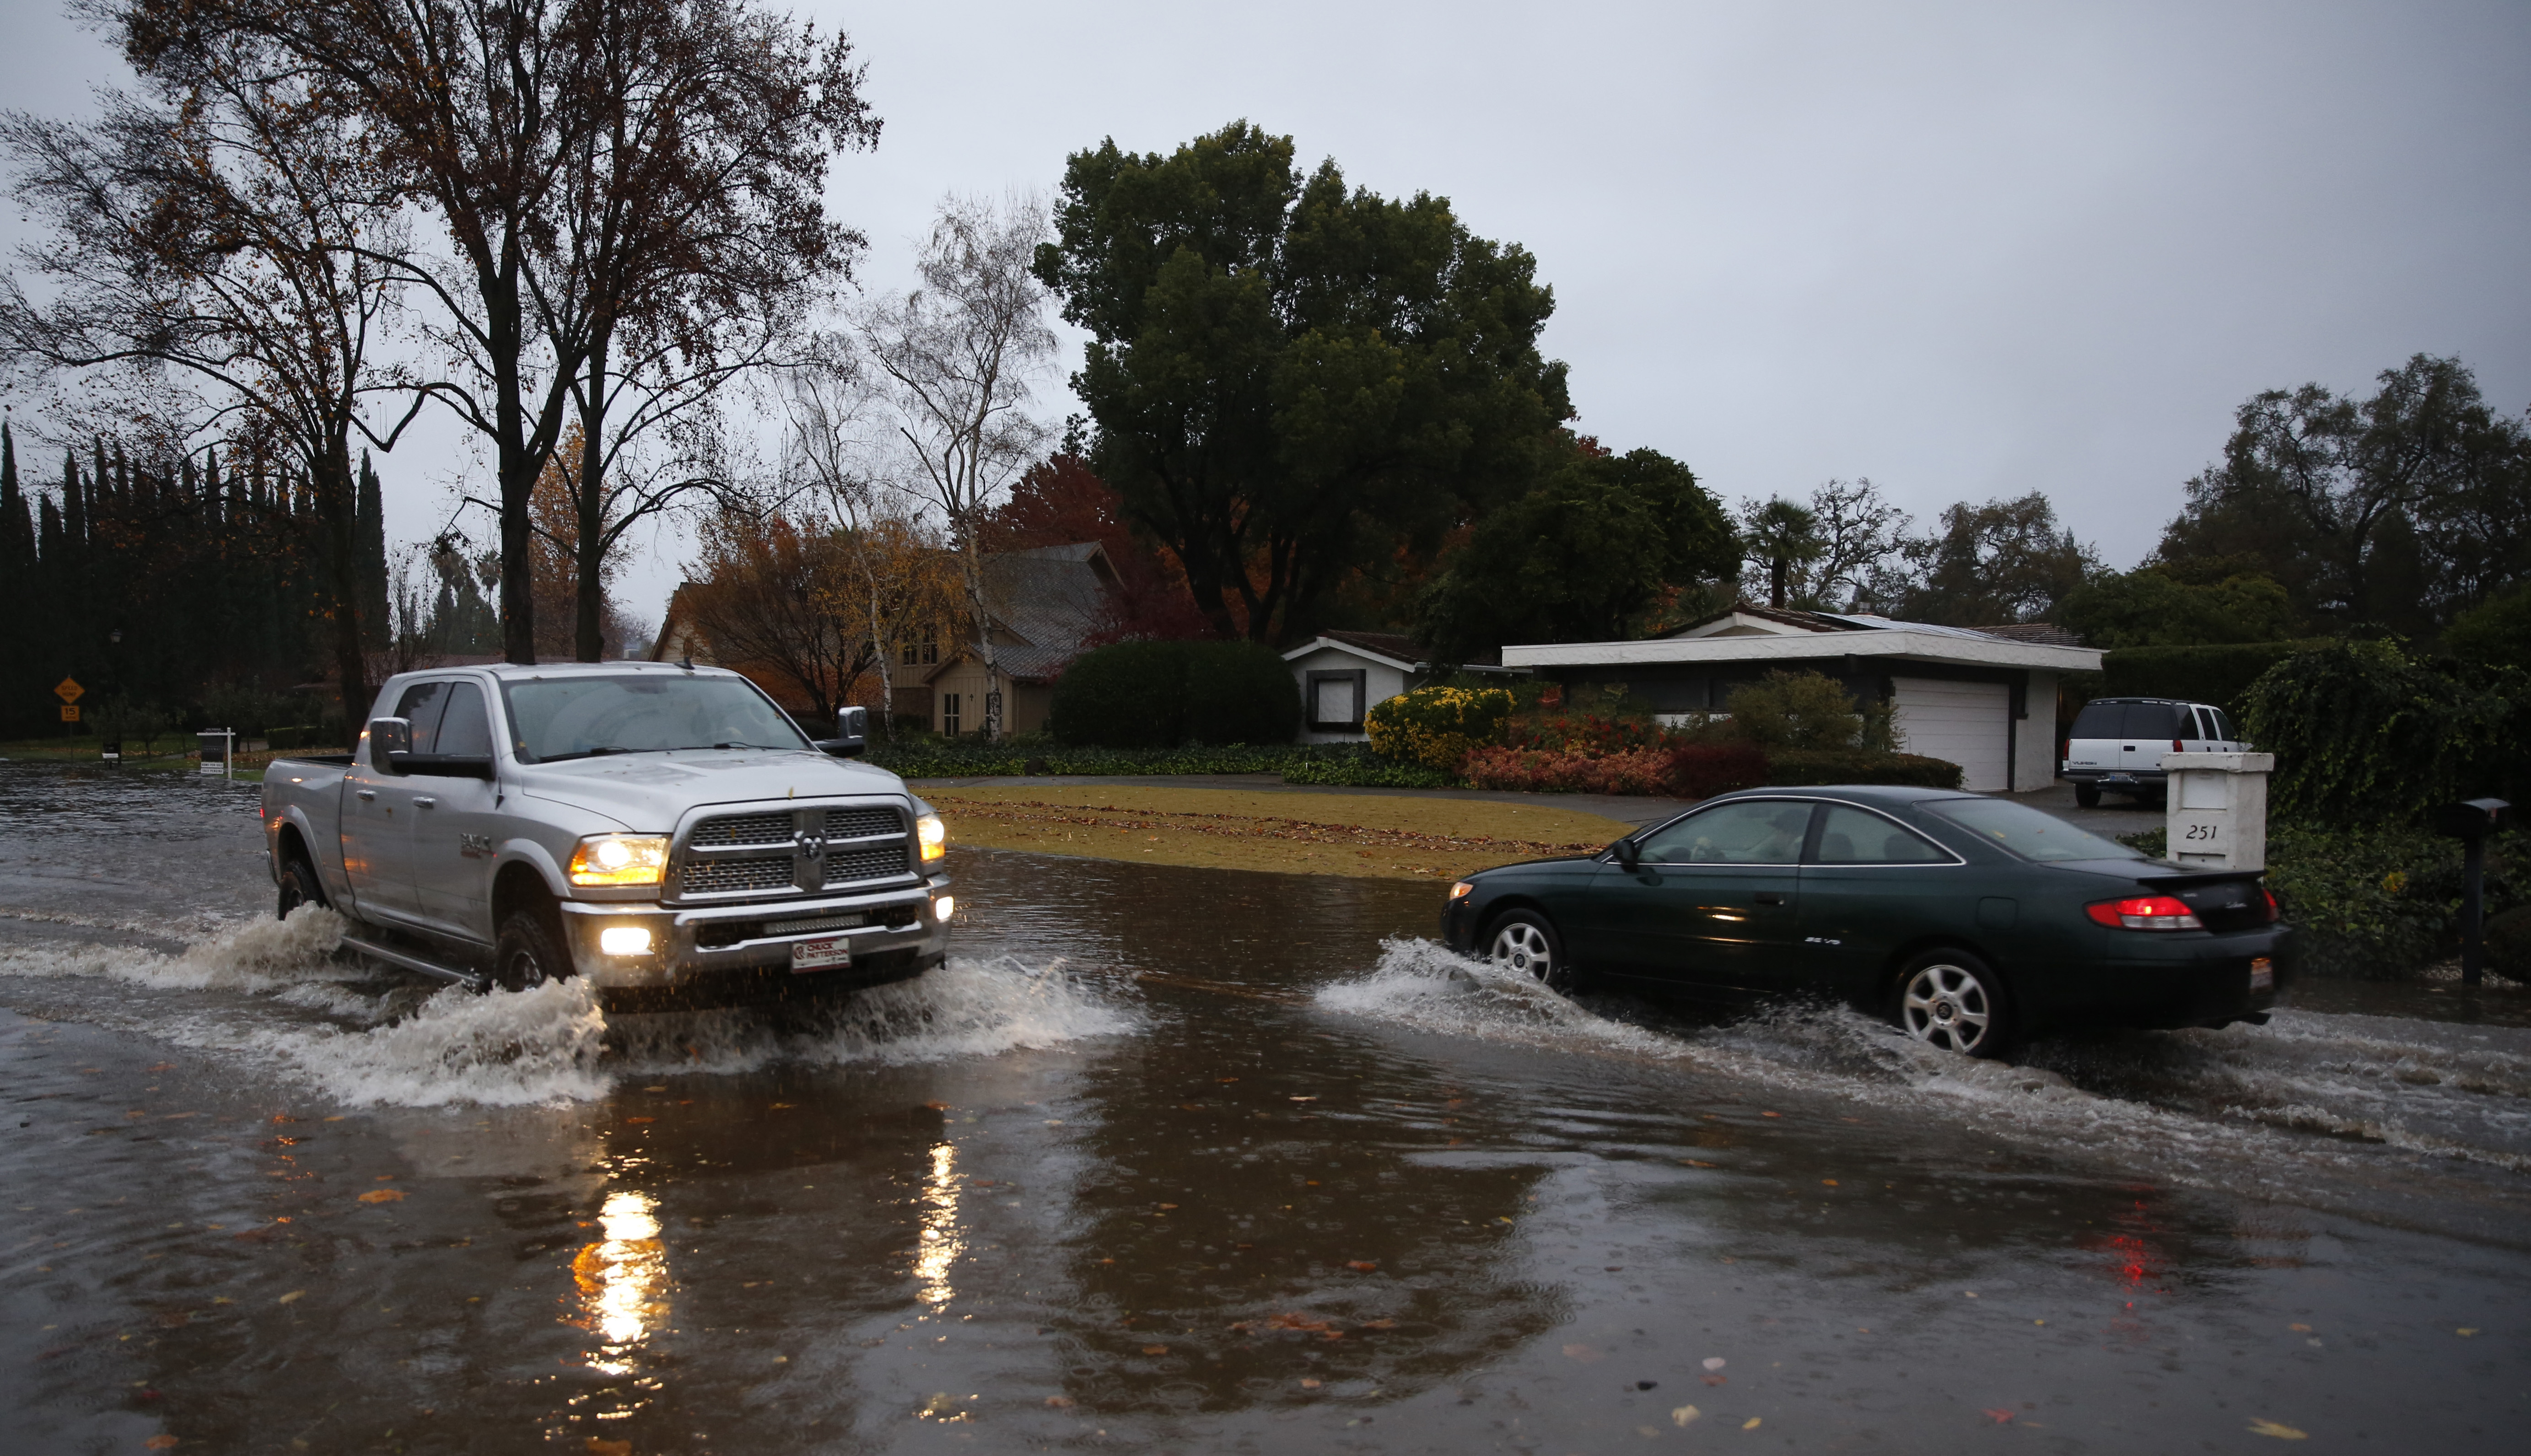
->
[[1280, 629, 1525, 674], [921, 543, 1119, 685], [1507, 604, 2101, 672]]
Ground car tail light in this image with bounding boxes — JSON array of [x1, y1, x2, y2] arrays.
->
[[2172, 737, 2184, 751], [2085, 895, 2203, 930], [2260, 888, 2279, 922]]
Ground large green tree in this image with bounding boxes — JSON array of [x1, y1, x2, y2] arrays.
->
[[2056, 558, 2298, 647], [1416, 446, 1736, 659], [2158, 354, 2529, 633], [1898, 491, 2100, 626], [1034, 121, 1572, 642]]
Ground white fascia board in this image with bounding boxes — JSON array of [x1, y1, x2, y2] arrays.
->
[[1501, 631, 2102, 673], [1281, 637, 1423, 672]]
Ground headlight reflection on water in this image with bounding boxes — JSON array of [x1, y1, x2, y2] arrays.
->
[[574, 1189, 669, 1375], [915, 1141, 964, 1311]]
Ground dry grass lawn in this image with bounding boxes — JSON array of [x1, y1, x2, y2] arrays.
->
[[921, 784, 1636, 883]]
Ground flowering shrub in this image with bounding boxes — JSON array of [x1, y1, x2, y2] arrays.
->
[[1365, 686, 1515, 771], [1461, 742, 1768, 798], [1508, 712, 1670, 756]]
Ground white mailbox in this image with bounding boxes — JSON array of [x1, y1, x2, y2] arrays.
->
[[2159, 751, 2274, 871]]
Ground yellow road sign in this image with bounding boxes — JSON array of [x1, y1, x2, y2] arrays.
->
[[60, 705, 80, 722], [54, 677, 84, 703]]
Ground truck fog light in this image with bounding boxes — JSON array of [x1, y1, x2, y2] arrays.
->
[[932, 895, 954, 922], [598, 926, 654, 956]]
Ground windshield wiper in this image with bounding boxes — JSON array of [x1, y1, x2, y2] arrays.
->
[[538, 746, 660, 763], [667, 742, 793, 752]]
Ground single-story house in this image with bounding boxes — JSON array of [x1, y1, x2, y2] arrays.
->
[[1499, 606, 2104, 792], [912, 543, 1120, 736], [1281, 630, 1525, 743]]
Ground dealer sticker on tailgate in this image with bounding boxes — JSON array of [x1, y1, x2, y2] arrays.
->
[[2249, 956, 2274, 990], [791, 936, 852, 973]]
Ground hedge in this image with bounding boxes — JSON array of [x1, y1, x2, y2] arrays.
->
[[2120, 824, 2526, 979], [1046, 641, 1298, 747], [1762, 748, 1964, 790], [865, 736, 1444, 784], [1280, 746, 1459, 789], [2100, 638, 2337, 718]]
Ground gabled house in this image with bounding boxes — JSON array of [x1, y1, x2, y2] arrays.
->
[[1499, 606, 2103, 792], [1281, 629, 1524, 743], [912, 543, 1120, 736]]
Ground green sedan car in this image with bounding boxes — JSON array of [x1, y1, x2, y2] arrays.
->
[[1438, 786, 2283, 1056]]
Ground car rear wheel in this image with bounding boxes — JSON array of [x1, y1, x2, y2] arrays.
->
[[494, 909, 572, 993], [2073, 783, 2101, 809], [277, 857, 325, 920], [1486, 910, 1572, 993], [1895, 949, 2010, 1058]]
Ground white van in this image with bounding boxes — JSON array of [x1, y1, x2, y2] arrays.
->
[[2060, 696, 2246, 808]]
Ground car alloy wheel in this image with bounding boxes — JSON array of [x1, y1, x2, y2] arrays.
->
[[1487, 912, 1571, 992], [1899, 959, 2000, 1056]]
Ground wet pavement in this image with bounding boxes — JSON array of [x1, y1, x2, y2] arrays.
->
[[3, 762, 2528, 1454]]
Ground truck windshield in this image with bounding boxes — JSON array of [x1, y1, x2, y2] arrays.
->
[[501, 675, 811, 764], [1922, 798, 2148, 863]]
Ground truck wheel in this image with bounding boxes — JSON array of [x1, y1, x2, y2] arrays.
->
[[493, 910, 571, 993], [2073, 783, 2100, 809], [277, 857, 326, 920]]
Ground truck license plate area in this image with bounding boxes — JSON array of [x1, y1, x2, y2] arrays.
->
[[792, 936, 852, 973], [2249, 956, 2273, 990]]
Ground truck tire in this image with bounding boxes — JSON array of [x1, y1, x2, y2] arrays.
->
[[277, 857, 326, 920], [493, 909, 572, 993], [2073, 783, 2100, 809]]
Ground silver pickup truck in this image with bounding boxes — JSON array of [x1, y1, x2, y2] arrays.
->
[[261, 661, 951, 1005]]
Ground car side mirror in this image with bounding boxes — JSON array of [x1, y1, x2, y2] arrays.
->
[[816, 705, 868, 759], [368, 717, 411, 771], [1610, 837, 1640, 869]]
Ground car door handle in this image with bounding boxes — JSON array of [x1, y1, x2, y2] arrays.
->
[[355, 789, 376, 801], [1754, 892, 1786, 905], [411, 796, 437, 809]]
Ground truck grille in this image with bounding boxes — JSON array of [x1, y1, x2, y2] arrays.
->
[[824, 806, 901, 840], [674, 801, 915, 901], [690, 812, 794, 848], [682, 857, 794, 895], [824, 845, 909, 886]]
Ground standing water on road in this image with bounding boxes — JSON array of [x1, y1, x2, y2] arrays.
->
[[2, 761, 2526, 1453]]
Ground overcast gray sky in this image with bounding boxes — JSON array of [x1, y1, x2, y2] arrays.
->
[[6, 1, 2526, 632]]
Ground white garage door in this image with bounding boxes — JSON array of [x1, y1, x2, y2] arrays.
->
[[1890, 677, 2012, 792]]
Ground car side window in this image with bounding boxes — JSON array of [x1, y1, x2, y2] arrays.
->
[[393, 681, 452, 753], [1811, 805, 1949, 865], [434, 682, 494, 758], [1637, 801, 1815, 865]]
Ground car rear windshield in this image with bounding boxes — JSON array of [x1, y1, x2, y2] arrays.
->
[[1922, 798, 2147, 863], [2068, 702, 2185, 739], [500, 675, 809, 764]]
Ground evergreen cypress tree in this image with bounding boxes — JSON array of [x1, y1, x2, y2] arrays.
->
[[0, 424, 28, 735], [357, 451, 389, 650]]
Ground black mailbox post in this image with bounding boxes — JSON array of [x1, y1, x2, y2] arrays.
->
[[2429, 797, 2513, 987]]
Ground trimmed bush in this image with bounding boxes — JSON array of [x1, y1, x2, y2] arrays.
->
[[1366, 686, 1515, 771], [2240, 639, 2527, 824], [1763, 749, 1963, 790], [1046, 642, 1192, 747], [1281, 746, 1459, 789], [2100, 638, 2336, 717], [1183, 640, 1302, 744], [1669, 743, 1772, 798], [1459, 742, 1768, 798], [1046, 640, 1303, 748]]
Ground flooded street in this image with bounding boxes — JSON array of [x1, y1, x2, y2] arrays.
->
[[3, 763, 2528, 1454]]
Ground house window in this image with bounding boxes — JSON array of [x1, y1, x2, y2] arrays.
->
[[942, 692, 961, 737], [1306, 670, 1368, 731], [900, 628, 940, 666]]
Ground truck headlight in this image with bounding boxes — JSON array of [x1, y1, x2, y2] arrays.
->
[[916, 813, 947, 863], [568, 834, 670, 886]]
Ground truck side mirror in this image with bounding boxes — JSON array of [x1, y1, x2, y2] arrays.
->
[[368, 717, 412, 770], [816, 705, 868, 759]]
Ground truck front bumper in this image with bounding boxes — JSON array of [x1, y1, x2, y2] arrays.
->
[[558, 877, 952, 990]]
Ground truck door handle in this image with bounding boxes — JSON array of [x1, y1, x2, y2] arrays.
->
[[411, 796, 437, 809], [355, 789, 376, 801], [1754, 892, 1787, 905]]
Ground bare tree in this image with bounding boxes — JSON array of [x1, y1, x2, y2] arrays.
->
[[1, 38, 424, 741], [855, 193, 1055, 741], [552, 0, 877, 660], [1806, 477, 1916, 613]]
